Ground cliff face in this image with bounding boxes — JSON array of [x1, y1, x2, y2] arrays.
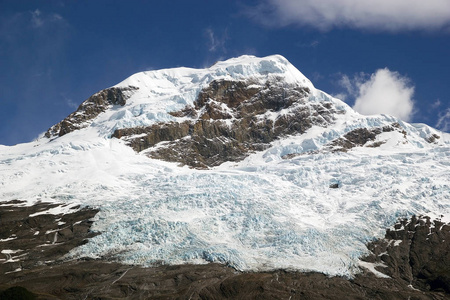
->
[[112, 79, 339, 168]]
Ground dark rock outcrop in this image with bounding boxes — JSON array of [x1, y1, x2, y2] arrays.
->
[[0, 200, 99, 275], [0, 286, 37, 300], [329, 122, 407, 152], [113, 79, 340, 168], [45, 86, 138, 138], [426, 134, 441, 144], [281, 123, 409, 160], [1, 203, 449, 299], [362, 215, 450, 294]]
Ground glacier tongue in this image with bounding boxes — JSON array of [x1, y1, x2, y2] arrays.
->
[[1, 54, 450, 277]]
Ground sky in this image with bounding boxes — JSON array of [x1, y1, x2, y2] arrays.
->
[[1, 0, 449, 145]]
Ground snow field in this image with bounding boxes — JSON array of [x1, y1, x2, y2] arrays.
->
[[1, 130, 449, 276]]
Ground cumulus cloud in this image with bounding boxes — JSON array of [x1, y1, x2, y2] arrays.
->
[[250, 0, 450, 31], [353, 69, 415, 121], [336, 69, 415, 121]]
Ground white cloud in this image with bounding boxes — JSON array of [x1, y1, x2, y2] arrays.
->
[[337, 74, 354, 94], [353, 69, 415, 121], [432, 99, 442, 109], [251, 0, 450, 31], [204, 28, 228, 53], [332, 93, 348, 101], [29, 9, 67, 29], [436, 108, 450, 132], [62, 94, 78, 110], [31, 9, 43, 28], [297, 40, 320, 48]]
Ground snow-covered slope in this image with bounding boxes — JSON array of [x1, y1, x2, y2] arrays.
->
[[1, 55, 449, 276]]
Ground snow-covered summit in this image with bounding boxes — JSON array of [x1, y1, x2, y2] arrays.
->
[[116, 54, 314, 89], [45, 55, 319, 141], [106, 55, 317, 138], [44, 54, 446, 158], [1, 55, 450, 277]]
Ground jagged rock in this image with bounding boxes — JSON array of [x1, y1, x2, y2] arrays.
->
[[329, 123, 406, 152], [362, 215, 450, 293], [113, 79, 339, 168], [45, 86, 138, 138]]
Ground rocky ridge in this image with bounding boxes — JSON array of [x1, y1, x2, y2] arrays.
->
[[45, 86, 138, 138]]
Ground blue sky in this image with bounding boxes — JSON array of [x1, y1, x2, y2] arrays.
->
[[1, 0, 449, 145]]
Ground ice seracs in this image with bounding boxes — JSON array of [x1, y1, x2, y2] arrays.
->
[[1, 55, 449, 277]]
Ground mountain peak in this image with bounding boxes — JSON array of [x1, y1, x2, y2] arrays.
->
[[44, 54, 319, 144], [1, 55, 449, 278], [43, 54, 447, 167]]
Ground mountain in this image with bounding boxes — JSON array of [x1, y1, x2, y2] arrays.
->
[[1, 55, 449, 286]]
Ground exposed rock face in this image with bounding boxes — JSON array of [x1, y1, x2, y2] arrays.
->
[[362, 215, 450, 294], [329, 122, 407, 152], [0, 200, 98, 275], [426, 133, 441, 144], [45, 86, 138, 138], [113, 79, 340, 168], [281, 123, 409, 160]]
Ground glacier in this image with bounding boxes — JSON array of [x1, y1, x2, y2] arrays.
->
[[0, 55, 449, 277]]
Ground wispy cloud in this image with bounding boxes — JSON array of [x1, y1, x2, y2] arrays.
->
[[337, 74, 355, 95], [436, 108, 450, 132], [31, 9, 43, 28], [204, 27, 228, 53], [336, 69, 415, 121], [0, 8, 71, 144], [62, 94, 79, 110], [30, 9, 65, 29], [248, 0, 450, 32], [432, 99, 442, 109], [297, 40, 320, 48]]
